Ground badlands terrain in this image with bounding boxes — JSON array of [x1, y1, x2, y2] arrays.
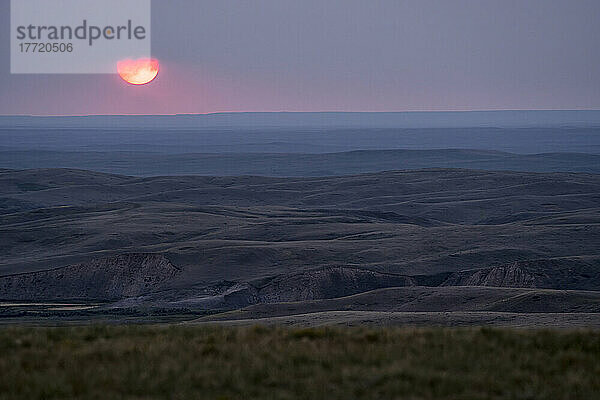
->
[[1, 167, 599, 326]]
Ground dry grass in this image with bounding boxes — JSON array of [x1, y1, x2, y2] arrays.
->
[[0, 325, 599, 399]]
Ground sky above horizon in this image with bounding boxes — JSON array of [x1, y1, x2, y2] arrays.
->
[[1, 0, 599, 116]]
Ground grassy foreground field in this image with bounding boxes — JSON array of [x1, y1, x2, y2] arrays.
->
[[0, 326, 599, 400]]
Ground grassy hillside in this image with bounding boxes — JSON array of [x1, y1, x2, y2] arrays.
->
[[2, 168, 599, 281], [0, 325, 598, 399], [1, 168, 599, 325]]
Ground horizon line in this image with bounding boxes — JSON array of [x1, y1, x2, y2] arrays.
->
[[2, 109, 600, 117]]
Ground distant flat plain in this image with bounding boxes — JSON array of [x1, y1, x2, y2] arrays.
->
[[2, 113, 599, 176]]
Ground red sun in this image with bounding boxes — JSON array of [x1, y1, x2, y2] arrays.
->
[[117, 58, 159, 85]]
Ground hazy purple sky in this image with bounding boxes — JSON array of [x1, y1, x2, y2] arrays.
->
[[1, 0, 599, 115]]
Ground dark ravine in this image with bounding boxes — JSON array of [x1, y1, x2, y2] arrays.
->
[[124, 267, 418, 311], [2, 254, 598, 313]]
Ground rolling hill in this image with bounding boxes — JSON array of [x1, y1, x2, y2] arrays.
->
[[1, 167, 599, 325]]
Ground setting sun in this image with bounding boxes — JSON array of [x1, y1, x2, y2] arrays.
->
[[117, 58, 159, 85]]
